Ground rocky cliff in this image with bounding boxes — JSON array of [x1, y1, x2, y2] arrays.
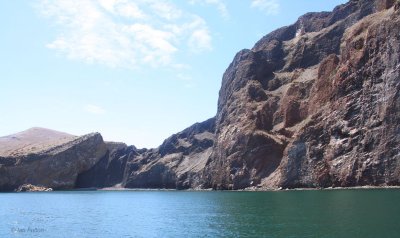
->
[[75, 118, 215, 190], [119, 0, 400, 190], [1, 0, 400, 191], [75, 142, 136, 189], [204, 0, 400, 189], [77, 117, 215, 190], [0, 118, 215, 191], [0, 128, 107, 191], [123, 117, 215, 189]]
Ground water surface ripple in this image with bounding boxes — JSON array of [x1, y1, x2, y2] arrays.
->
[[1, 189, 399, 237]]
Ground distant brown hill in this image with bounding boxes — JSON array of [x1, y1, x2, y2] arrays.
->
[[0, 127, 77, 157]]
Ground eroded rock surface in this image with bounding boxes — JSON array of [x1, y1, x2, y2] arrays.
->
[[124, 118, 215, 189], [204, 0, 400, 189], [75, 142, 137, 188]]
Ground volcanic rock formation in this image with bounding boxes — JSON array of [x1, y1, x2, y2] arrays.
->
[[123, 118, 215, 189], [204, 0, 400, 189], [0, 128, 107, 191], [1, 0, 400, 191]]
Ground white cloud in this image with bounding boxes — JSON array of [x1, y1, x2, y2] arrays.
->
[[176, 73, 195, 88], [189, 29, 212, 53], [187, 16, 212, 52], [35, 0, 212, 69], [149, 1, 182, 20], [116, 3, 147, 19], [84, 104, 106, 115], [189, 0, 229, 19], [251, 0, 280, 15], [98, 0, 147, 19]]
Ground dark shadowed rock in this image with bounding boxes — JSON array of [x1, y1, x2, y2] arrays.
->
[[75, 142, 138, 188], [124, 118, 215, 189]]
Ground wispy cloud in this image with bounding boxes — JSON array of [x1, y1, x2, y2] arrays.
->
[[84, 104, 106, 115], [35, 0, 212, 69], [189, 0, 229, 19], [251, 0, 280, 15], [187, 16, 212, 53], [176, 73, 195, 88]]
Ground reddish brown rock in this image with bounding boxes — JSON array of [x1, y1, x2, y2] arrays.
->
[[204, 0, 400, 189]]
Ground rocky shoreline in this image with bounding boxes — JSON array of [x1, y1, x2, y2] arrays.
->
[[15, 184, 53, 192], [7, 183, 400, 193], [92, 185, 400, 192]]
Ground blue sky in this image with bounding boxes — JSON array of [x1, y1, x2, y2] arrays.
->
[[0, 0, 347, 148]]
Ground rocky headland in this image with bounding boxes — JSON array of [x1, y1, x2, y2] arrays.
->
[[1, 0, 400, 191]]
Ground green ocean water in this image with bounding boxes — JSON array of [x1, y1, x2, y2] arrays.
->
[[1, 189, 399, 237]]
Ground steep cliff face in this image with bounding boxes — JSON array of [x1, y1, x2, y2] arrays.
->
[[0, 129, 107, 191], [75, 142, 137, 188], [277, 2, 400, 188], [124, 117, 215, 189], [204, 0, 400, 189]]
